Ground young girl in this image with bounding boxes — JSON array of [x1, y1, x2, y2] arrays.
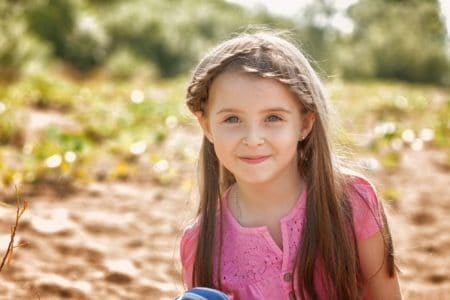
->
[[180, 31, 402, 300]]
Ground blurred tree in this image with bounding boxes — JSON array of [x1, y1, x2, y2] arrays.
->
[[25, 0, 110, 72], [19, 0, 295, 77], [341, 0, 449, 85], [100, 0, 177, 77], [292, 0, 341, 76], [8, 0, 448, 84], [0, 2, 49, 81], [100, 0, 294, 77]]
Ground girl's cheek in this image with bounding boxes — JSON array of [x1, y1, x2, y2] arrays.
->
[[213, 127, 243, 140], [266, 127, 298, 141]]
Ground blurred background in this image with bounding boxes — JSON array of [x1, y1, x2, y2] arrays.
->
[[0, 0, 449, 299]]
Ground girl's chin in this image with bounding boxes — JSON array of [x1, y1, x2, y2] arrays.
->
[[233, 174, 275, 185]]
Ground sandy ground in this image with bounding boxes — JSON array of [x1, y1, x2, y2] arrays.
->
[[0, 126, 449, 299]]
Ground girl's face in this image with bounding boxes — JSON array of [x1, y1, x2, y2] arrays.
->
[[197, 71, 315, 185]]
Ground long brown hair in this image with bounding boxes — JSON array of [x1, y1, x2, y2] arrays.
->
[[185, 30, 395, 300]]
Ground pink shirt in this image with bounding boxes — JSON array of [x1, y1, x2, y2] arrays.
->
[[180, 177, 383, 299]]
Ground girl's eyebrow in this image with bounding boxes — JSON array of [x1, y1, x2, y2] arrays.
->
[[216, 107, 292, 115]]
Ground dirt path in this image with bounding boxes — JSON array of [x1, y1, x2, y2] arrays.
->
[[0, 146, 449, 299], [0, 181, 195, 299], [374, 149, 450, 299]]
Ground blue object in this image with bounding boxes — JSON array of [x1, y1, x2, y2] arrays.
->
[[175, 287, 231, 300]]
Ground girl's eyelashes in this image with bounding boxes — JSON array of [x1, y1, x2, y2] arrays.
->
[[266, 114, 283, 122], [223, 115, 241, 123]]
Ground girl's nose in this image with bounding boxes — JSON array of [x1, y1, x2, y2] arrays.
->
[[243, 125, 265, 147]]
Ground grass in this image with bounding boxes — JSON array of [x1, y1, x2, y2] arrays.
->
[[0, 71, 192, 188], [330, 79, 450, 169], [0, 73, 449, 190]]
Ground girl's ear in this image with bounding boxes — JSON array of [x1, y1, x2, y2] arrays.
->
[[301, 112, 316, 139], [195, 112, 214, 143]]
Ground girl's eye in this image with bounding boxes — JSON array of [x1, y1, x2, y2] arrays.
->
[[224, 116, 240, 123], [266, 115, 282, 122]]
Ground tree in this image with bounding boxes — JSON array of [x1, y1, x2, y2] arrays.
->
[[0, 2, 49, 81], [341, 0, 449, 85]]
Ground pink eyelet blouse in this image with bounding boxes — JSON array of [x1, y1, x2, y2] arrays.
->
[[180, 177, 383, 299]]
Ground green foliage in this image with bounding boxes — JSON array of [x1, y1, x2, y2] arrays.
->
[[13, 0, 296, 77], [0, 102, 25, 147], [104, 47, 157, 80], [26, 0, 109, 71], [0, 73, 194, 187], [25, 0, 75, 53], [22, 73, 78, 111], [342, 0, 449, 85], [33, 126, 91, 159], [432, 97, 450, 147], [101, 0, 290, 77], [330, 79, 449, 173], [0, 2, 50, 81], [2, 0, 449, 83], [292, 1, 340, 74]]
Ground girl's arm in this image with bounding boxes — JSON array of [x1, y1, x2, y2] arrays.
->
[[357, 231, 402, 300]]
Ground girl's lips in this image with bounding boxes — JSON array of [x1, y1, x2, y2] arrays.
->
[[239, 155, 270, 164]]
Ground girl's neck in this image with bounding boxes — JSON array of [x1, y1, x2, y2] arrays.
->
[[232, 174, 305, 226]]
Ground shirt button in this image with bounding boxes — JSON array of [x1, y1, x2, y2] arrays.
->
[[283, 272, 293, 281], [289, 290, 296, 300]]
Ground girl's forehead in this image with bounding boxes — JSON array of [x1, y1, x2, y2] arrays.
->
[[210, 71, 281, 94], [207, 71, 301, 112]]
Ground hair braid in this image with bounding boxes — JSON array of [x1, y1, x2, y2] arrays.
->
[[187, 45, 262, 113]]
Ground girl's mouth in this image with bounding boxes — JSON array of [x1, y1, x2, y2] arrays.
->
[[239, 155, 271, 164]]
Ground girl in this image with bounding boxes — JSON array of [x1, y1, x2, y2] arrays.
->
[[180, 31, 402, 300]]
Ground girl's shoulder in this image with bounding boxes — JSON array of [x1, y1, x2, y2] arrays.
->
[[341, 168, 378, 199], [180, 218, 201, 267], [344, 172, 384, 240], [179, 219, 201, 288], [349, 174, 377, 197], [180, 218, 201, 249]]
